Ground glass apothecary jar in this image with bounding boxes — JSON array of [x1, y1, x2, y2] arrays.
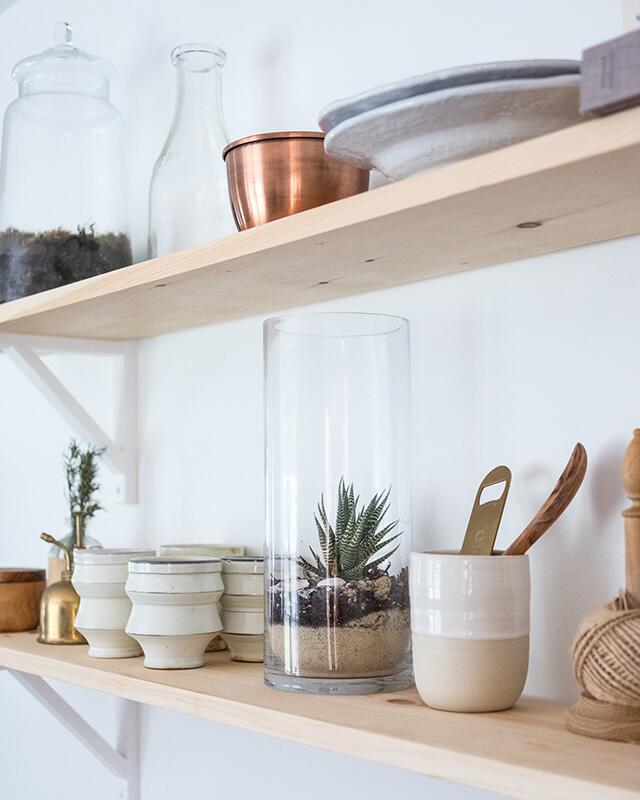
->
[[264, 313, 413, 694], [0, 22, 131, 303]]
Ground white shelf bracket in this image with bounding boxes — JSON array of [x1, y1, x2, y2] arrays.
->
[[0, 334, 137, 503], [7, 669, 139, 800]]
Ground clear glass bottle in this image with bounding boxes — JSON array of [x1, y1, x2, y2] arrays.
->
[[0, 22, 131, 303], [148, 43, 234, 258], [47, 512, 102, 586], [264, 313, 413, 694]]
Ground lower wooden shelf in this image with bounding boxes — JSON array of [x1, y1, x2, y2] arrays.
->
[[1, 632, 638, 800]]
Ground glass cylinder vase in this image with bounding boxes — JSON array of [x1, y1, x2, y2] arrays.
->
[[264, 313, 412, 694]]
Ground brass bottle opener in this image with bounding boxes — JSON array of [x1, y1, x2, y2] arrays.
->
[[460, 466, 512, 555]]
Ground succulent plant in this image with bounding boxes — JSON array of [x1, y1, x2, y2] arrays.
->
[[300, 478, 402, 583]]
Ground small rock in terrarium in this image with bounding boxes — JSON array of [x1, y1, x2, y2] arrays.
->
[[0, 226, 132, 303], [268, 479, 411, 678]]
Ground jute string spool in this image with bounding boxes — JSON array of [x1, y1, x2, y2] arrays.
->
[[566, 430, 640, 743]]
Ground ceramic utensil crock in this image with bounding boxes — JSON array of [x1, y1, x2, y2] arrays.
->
[[410, 551, 530, 712], [125, 557, 223, 669], [220, 557, 264, 662], [73, 549, 154, 658]]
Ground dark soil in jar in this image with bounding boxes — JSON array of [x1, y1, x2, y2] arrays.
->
[[267, 568, 410, 678], [268, 566, 409, 627], [0, 227, 132, 303]]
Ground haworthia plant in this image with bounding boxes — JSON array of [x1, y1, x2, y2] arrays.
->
[[299, 478, 402, 582]]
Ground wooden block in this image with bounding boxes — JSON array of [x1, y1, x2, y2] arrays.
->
[[581, 29, 640, 115]]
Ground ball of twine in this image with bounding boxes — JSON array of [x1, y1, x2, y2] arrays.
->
[[572, 591, 640, 708]]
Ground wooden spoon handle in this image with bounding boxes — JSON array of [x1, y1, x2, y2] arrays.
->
[[503, 443, 587, 556]]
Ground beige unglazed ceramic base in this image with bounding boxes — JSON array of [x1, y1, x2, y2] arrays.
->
[[413, 634, 529, 712], [221, 633, 263, 662]]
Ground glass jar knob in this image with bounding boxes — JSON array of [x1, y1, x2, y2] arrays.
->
[[53, 21, 73, 47]]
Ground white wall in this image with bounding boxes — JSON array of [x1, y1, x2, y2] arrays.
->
[[0, 2, 635, 799]]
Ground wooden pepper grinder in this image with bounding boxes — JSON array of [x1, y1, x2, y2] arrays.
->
[[622, 429, 640, 607], [566, 430, 640, 742]]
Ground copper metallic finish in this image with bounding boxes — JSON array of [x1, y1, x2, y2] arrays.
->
[[224, 131, 370, 230]]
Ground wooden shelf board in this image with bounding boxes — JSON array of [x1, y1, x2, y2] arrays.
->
[[0, 108, 640, 340], [1, 632, 638, 799]]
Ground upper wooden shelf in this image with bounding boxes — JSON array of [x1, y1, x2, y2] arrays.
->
[[1, 632, 639, 799], [0, 108, 639, 340]]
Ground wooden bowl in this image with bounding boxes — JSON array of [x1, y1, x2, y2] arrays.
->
[[0, 568, 46, 632], [223, 131, 369, 230]]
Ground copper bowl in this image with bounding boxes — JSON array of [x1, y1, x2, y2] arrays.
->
[[223, 131, 369, 230]]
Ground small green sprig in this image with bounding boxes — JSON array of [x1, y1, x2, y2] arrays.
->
[[63, 439, 105, 526]]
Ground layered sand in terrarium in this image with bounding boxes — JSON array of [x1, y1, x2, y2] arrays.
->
[[267, 568, 410, 678]]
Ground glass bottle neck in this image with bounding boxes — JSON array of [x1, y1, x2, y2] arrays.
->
[[169, 64, 228, 149]]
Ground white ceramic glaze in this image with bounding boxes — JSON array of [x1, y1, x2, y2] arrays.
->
[[410, 550, 530, 639], [221, 632, 264, 662], [125, 557, 223, 669], [221, 572, 263, 596], [126, 556, 223, 594], [73, 548, 154, 658], [221, 557, 263, 573], [319, 59, 580, 131], [129, 633, 215, 669], [221, 557, 264, 596], [158, 543, 245, 558], [126, 591, 222, 635], [324, 75, 582, 180], [221, 594, 263, 612], [410, 550, 530, 712], [221, 607, 263, 635]]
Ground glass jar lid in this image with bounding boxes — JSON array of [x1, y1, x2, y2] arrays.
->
[[13, 22, 116, 97]]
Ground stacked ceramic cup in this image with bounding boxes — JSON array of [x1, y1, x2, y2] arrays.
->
[[125, 556, 223, 669], [158, 543, 245, 652], [73, 548, 154, 658], [221, 557, 264, 662]]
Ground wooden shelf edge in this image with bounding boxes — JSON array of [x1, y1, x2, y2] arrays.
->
[[0, 108, 639, 340], [1, 633, 639, 800]]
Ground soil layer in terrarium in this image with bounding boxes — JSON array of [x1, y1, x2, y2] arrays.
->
[[0, 227, 132, 303], [268, 567, 410, 678]]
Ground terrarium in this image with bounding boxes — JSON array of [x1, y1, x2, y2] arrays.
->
[[264, 313, 412, 694], [0, 22, 130, 303]]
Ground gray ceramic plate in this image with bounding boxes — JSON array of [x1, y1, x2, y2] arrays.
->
[[319, 59, 580, 132], [324, 74, 582, 181]]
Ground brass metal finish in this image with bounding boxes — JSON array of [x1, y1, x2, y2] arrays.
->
[[37, 533, 85, 645], [224, 131, 369, 230], [73, 511, 84, 549], [460, 466, 512, 555]]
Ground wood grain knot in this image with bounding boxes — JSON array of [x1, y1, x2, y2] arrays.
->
[[516, 221, 542, 229]]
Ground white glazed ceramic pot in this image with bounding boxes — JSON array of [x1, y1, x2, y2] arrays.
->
[[73, 548, 154, 658], [410, 550, 530, 712], [221, 594, 264, 634], [125, 557, 223, 669], [221, 633, 264, 662], [221, 557, 264, 596], [221, 610, 263, 635], [158, 543, 245, 558], [221, 594, 263, 612]]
